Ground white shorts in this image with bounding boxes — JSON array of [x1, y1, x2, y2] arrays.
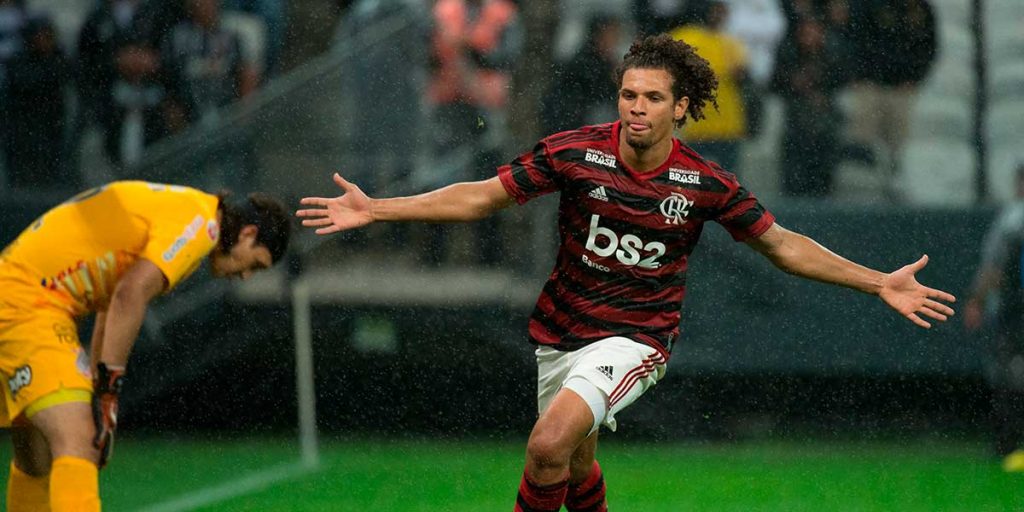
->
[[536, 337, 667, 432]]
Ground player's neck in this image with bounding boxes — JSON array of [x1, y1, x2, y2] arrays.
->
[[618, 135, 673, 174]]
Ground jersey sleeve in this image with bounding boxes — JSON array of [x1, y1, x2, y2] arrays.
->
[[141, 209, 218, 291], [497, 139, 561, 204], [711, 167, 775, 241]]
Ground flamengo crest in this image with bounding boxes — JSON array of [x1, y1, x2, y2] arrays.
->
[[660, 192, 693, 225]]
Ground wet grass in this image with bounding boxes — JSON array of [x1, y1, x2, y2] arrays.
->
[[1, 436, 1020, 511]]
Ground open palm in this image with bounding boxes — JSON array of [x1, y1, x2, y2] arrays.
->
[[878, 255, 956, 328], [296, 173, 375, 235]]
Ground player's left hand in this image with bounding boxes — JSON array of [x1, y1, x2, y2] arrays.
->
[[92, 363, 125, 469], [878, 254, 956, 328]]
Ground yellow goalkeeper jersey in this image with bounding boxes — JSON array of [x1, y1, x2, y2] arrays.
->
[[0, 181, 220, 316]]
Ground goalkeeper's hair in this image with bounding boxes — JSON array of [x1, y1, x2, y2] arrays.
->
[[217, 191, 292, 264], [615, 33, 719, 129]]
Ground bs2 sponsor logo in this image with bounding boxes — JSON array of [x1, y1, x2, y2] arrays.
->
[[8, 365, 31, 397], [585, 215, 666, 269]]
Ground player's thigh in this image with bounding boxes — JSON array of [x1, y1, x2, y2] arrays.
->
[[0, 308, 93, 429], [529, 387, 596, 461], [28, 401, 97, 461], [567, 337, 667, 431], [536, 345, 573, 416]]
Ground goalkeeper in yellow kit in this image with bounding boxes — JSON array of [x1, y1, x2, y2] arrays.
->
[[0, 181, 291, 511]]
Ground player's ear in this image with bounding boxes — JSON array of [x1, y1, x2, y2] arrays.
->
[[239, 224, 259, 244], [674, 97, 689, 122]]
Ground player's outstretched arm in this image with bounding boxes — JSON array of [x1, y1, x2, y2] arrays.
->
[[297, 173, 515, 235], [746, 223, 956, 328]]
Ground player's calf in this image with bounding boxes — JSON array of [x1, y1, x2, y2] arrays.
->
[[565, 460, 607, 512]]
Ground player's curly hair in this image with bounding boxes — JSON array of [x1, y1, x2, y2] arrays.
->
[[615, 34, 719, 128], [217, 191, 292, 264]]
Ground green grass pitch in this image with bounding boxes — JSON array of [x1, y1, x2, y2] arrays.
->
[[0, 437, 1020, 511]]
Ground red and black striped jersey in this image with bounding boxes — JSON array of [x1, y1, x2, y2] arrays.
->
[[497, 121, 775, 359]]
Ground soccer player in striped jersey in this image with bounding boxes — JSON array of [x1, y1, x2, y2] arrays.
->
[[298, 34, 956, 512]]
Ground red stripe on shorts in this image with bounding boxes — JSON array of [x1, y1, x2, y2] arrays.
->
[[608, 352, 665, 407]]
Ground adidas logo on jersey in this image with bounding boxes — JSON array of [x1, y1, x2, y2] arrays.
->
[[588, 186, 609, 202], [597, 365, 614, 380]]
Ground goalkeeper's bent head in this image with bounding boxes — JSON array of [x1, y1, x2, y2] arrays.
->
[[211, 191, 292, 279]]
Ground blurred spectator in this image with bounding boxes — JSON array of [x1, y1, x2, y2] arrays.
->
[[724, 0, 785, 137], [426, 0, 521, 187], [220, 7, 267, 83], [222, 0, 284, 77], [771, 15, 845, 197], [337, 0, 430, 192], [671, 0, 748, 172], [847, 0, 936, 199], [425, 0, 521, 265], [3, 15, 74, 189], [161, 0, 257, 131], [334, 0, 429, 195], [76, 0, 172, 167], [965, 164, 1024, 472], [0, 0, 24, 84], [541, 14, 622, 135], [633, 0, 706, 36], [0, 0, 26, 180]]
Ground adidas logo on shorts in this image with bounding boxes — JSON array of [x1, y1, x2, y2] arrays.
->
[[597, 365, 614, 380], [588, 186, 609, 202]]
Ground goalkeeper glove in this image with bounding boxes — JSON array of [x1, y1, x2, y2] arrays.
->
[[92, 363, 125, 469]]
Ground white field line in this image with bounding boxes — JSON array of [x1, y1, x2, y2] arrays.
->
[[135, 460, 320, 512]]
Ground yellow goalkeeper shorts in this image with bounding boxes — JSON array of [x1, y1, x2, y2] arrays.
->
[[0, 304, 92, 427]]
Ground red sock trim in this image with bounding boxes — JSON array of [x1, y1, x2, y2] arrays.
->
[[515, 470, 568, 512]]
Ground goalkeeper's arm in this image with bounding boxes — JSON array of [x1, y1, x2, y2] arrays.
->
[[99, 259, 166, 367], [92, 258, 166, 467]]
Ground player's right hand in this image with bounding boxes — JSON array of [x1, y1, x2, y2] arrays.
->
[[296, 173, 375, 235], [92, 363, 125, 469]]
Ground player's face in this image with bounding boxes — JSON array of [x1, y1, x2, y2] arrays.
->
[[618, 67, 688, 150], [210, 225, 272, 280]]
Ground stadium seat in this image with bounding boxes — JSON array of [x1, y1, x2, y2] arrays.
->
[[986, 100, 1024, 150], [900, 141, 976, 206], [937, 24, 972, 61], [933, 0, 969, 25], [909, 98, 973, 142], [922, 60, 974, 99], [988, 62, 1024, 103], [988, 148, 1024, 202]]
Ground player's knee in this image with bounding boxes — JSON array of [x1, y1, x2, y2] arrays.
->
[[526, 430, 574, 470], [46, 430, 98, 464], [12, 428, 53, 476], [13, 452, 51, 477]]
